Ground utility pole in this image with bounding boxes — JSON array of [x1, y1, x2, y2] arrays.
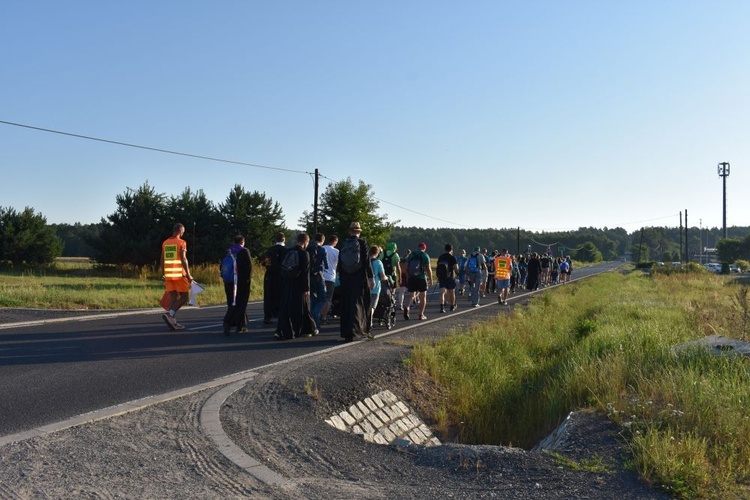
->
[[313, 168, 319, 235], [699, 219, 702, 265], [718, 162, 730, 239], [685, 208, 690, 262], [679, 212, 683, 262], [516, 227, 520, 256]]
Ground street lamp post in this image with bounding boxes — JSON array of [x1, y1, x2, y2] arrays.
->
[[718, 162, 730, 239]]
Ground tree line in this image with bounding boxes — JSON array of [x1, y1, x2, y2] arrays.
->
[[1, 180, 749, 267]]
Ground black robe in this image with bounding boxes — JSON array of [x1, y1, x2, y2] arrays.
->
[[526, 256, 542, 290], [337, 237, 373, 340], [263, 244, 286, 322], [276, 246, 316, 339], [223, 247, 252, 329]]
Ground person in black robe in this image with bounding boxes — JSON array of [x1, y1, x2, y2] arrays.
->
[[337, 222, 375, 342], [275, 232, 317, 340], [263, 232, 286, 324], [223, 235, 253, 335], [526, 253, 542, 291]]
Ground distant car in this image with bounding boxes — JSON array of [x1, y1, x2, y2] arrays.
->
[[671, 262, 681, 267], [729, 265, 740, 273], [705, 263, 721, 274]]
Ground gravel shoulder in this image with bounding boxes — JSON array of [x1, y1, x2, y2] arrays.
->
[[0, 302, 667, 499]]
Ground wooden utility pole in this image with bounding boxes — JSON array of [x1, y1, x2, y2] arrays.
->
[[685, 208, 690, 262]]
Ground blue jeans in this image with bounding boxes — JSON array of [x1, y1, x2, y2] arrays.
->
[[310, 275, 327, 328], [468, 271, 481, 305]]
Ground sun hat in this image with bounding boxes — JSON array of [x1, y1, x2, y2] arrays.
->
[[349, 222, 362, 231]]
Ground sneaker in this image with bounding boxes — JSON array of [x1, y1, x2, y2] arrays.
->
[[498, 296, 502, 305], [173, 323, 185, 330], [450, 303, 457, 311], [162, 313, 177, 331], [236, 327, 249, 334], [404, 308, 410, 321], [473, 304, 480, 308], [440, 304, 445, 314], [419, 315, 428, 321], [273, 332, 282, 340]]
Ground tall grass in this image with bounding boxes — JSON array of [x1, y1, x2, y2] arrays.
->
[[0, 261, 266, 309], [410, 271, 750, 498]]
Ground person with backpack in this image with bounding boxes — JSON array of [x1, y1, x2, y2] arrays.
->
[[436, 243, 458, 313], [405, 242, 432, 321], [263, 232, 287, 325], [275, 232, 317, 340], [485, 250, 497, 295], [336, 222, 374, 342], [465, 246, 486, 308], [456, 249, 468, 296], [381, 242, 400, 289], [307, 233, 328, 329], [397, 249, 411, 312], [221, 234, 253, 335]]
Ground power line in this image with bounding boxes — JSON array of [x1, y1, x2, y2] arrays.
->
[[0, 119, 310, 175], [317, 173, 471, 228]]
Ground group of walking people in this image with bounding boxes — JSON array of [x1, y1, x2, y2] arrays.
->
[[159, 221, 573, 340]]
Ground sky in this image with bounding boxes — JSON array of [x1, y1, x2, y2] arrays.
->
[[1, 1, 748, 234]]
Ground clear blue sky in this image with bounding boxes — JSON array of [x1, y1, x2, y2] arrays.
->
[[2, 1, 748, 233]]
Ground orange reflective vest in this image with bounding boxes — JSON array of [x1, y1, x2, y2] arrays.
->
[[494, 256, 512, 280], [162, 237, 186, 280]]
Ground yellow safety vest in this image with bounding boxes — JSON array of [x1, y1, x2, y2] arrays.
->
[[494, 256, 512, 280], [163, 237, 185, 280]]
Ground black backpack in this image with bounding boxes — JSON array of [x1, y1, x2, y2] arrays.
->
[[407, 253, 423, 277], [339, 238, 362, 274], [382, 251, 394, 277], [281, 249, 300, 278], [436, 259, 449, 280]]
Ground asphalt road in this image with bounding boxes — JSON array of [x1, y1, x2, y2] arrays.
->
[[0, 261, 622, 437]]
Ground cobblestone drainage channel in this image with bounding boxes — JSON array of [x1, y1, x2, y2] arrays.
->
[[325, 390, 441, 447]]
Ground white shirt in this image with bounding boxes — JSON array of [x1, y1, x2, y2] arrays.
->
[[322, 245, 339, 282]]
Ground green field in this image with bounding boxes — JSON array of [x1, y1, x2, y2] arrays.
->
[[0, 260, 265, 309]]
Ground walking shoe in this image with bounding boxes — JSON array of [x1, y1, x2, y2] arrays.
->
[[404, 308, 409, 321], [236, 327, 249, 334], [498, 296, 502, 305], [162, 313, 177, 331], [440, 304, 445, 313], [273, 332, 282, 340], [173, 322, 185, 330], [473, 304, 480, 308], [450, 303, 457, 311], [419, 315, 428, 321]]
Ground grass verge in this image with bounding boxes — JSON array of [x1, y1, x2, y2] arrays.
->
[[0, 261, 265, 309], [408, 270, 750, 498]]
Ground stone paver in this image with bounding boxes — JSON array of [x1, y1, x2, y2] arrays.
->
[[325, 390, 441, 448]]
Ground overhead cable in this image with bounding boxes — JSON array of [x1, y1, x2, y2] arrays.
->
[[0, 119, 310, 175]]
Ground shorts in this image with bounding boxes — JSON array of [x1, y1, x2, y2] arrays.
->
[[165, 277, 190, 293], [438, 277, 456, 290], [495, 278, 510, 290], [458, 273, 466, 285], [407, 276, 428, 293], [325, 280, 336, 303]]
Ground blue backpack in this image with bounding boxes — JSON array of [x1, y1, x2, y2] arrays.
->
[[220, 250, 237, 284], [467, 255, 480, 273]]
